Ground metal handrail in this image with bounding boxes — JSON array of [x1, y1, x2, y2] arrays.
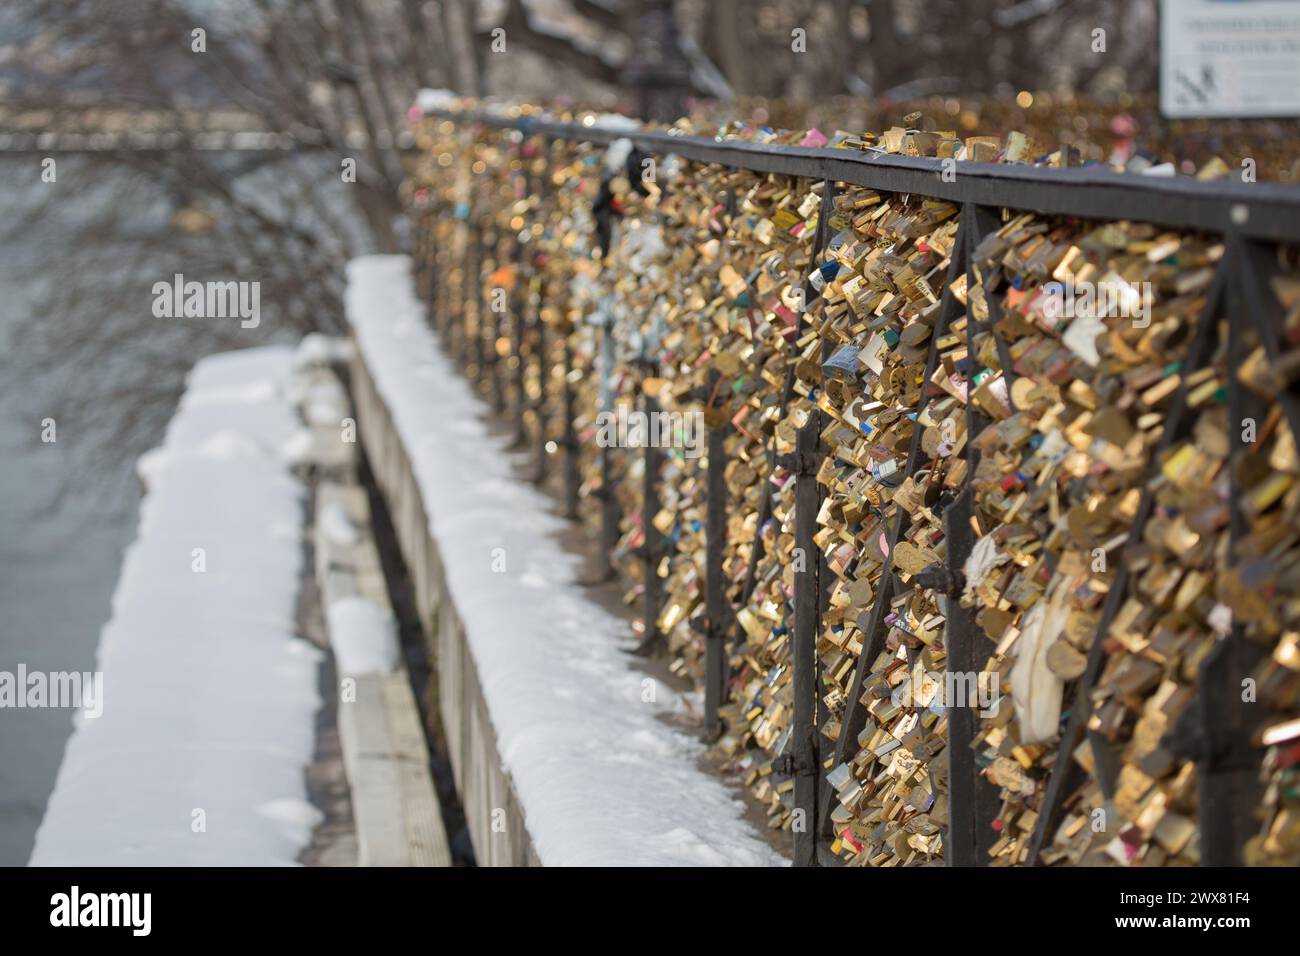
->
[[427, 107, 1300, 242]]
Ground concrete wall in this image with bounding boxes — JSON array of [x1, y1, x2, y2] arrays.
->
[[349, 344, 540, 867]]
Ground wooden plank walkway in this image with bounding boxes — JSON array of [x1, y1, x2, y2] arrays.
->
[[311, 390, 452, 867]]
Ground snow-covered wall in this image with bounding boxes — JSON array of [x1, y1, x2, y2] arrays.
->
[[346, 255, 787, 867], [30, 347, 321, 866]]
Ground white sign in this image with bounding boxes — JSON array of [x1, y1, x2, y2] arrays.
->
[[1160, 0, 1300, 117]]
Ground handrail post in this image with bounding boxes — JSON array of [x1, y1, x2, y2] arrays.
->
[[466, 215, 482, 377], [487, 224, 506, 414], [531, 137, 551, 484], [561, 328, 581, 519], [427, 215, 441, 331], [790, 410, 823, 866], [941, 487, 1000, 864], [637, 368, 665, 656], [438, 212, 456, 342], [1196, 235, 1270, 865], [533, 304, 548, 484], [512, 253, 528, 446], [457, 209, 471, 353], [943, 204, 1004, 866], [702, 370, 728, 742], [594, 312, 620, 582], [473, 220, 491, 397]]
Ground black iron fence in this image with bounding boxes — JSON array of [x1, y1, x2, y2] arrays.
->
[[410, 105, 1300, 867]]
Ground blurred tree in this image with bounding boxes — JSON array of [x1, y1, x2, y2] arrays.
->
[[0, 0, 1161, 488], [470, 0, 1159, 103], [1, 0, 457, 484]]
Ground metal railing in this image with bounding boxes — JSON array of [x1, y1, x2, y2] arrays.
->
[[415, 106, 1300, 867]]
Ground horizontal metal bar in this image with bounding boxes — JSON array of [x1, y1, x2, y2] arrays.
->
[[433, 108, 1300, 243]]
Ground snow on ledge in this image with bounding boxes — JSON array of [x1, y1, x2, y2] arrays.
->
[[30, 346, 322, 866], [414, 88, 457, 116], [326, 595, 399, 676], [345, 255, 787, 867]]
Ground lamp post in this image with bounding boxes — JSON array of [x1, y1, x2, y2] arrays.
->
[[621, 0, 692, 122]]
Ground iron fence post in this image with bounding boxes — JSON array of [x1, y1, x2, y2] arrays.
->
[[561, 329, 581, 519], [941, 488, 1000, 865], [1195, 236, 1272, 865], [638, 370, 665, 656], [791, 410, 824, 866], [533, 304, 548, 484], [942, 205, 1004, 866], [513, 252, 528, 446], [423, 214, 439, 331], [474, 219, 492, 397], [703, 369, 728, 742], [594, 313, 620, 582]]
